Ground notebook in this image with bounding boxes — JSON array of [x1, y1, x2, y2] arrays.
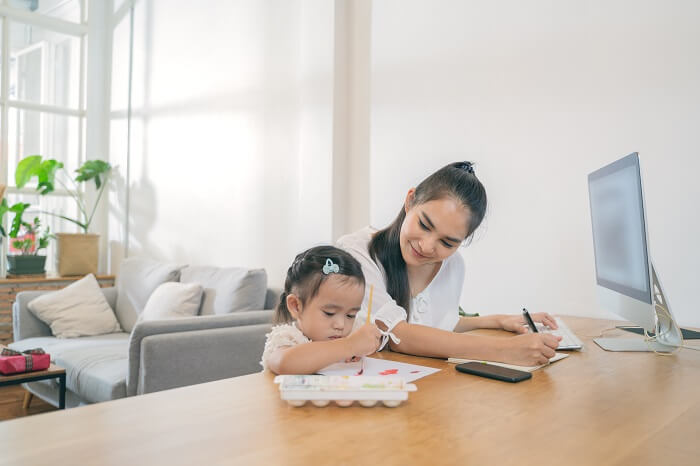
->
[[447, 352, 568, 373]]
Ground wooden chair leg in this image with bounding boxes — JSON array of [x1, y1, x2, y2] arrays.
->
[[22, 391, 33, 410]]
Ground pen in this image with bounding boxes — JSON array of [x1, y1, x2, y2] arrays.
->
[[522, 308, 538, 333]]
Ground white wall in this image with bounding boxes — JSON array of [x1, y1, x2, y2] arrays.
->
[[106, 0, 699, 327], [108, 0, 352, 288], [86, 0, 113, 275], [108, 0, 131, 273], [345, 0, 372, 234], [371, 0, 700, 326]]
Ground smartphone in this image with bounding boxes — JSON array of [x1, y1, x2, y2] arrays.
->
[[455, 362, 531, 383]]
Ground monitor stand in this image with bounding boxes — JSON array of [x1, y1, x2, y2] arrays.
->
[[616, 326, 700, 340], [593, 338, 676, 352], [594, 263, 682, 352]]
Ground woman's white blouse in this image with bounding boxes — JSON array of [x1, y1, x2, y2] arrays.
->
[[337, 226, 465, 333]]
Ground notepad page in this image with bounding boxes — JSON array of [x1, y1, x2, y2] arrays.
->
[[447, 352, 568, 372]]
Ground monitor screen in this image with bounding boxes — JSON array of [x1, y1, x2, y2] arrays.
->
[[588, 153, 652, 304]]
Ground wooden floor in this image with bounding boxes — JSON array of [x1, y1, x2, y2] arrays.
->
[[0, 386, 57, 421]]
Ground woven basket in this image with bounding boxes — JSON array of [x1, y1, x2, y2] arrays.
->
[[55, 233, 99, 276]]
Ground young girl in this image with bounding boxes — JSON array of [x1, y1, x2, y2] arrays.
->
[[337, 161, 562, 367], [261, 245, 382, 375]]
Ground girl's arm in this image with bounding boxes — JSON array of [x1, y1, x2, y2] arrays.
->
[[267, 324, 380, 375], [386, 321, 561, 366]]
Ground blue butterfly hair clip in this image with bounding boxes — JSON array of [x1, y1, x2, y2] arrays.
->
[[322, 258, 340, 275]]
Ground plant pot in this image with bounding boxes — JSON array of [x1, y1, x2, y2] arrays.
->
[[7, 255, 47, 275], [55, 233, 99, 276]]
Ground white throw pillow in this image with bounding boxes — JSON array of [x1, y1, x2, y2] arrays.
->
[[28, 274, 122, 338], [138, 282, 204, 322]]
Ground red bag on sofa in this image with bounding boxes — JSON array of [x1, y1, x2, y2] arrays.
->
[[0, 347, 51, 375]]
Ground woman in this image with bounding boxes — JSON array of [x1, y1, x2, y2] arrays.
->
[[337, 161, 561, 366]]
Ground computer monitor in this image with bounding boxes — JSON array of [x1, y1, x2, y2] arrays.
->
[[587, 152, 682, 352]]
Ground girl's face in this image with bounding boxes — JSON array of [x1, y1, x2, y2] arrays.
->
[[287, 274, 365, 341], [400, 189, 471, 268]]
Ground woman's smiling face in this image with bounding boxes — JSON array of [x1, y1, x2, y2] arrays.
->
[[399, 190, 471, 268]]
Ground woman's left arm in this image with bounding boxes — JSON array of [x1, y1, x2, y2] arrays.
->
[[453, 315, 503, 332], [454, 312, 558, 333]]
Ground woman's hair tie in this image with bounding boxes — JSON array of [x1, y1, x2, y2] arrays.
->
[[456, 161, 475, 174]]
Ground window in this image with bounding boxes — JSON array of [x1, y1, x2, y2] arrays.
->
[[1, 0, 87, 273]]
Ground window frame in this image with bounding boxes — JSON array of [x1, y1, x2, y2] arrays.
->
[[0, 0, 88, 271]]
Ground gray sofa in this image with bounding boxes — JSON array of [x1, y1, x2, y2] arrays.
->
[[9, 260, 277, 408]]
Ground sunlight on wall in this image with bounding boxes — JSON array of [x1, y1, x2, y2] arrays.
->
[[108, 0, 340, 288], [139, 112, 265, 267]]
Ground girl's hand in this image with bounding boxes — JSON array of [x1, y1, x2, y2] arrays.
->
[[346, 323, 382, 358], [500, 333, 562, 366], [499, 312, 558, 334]]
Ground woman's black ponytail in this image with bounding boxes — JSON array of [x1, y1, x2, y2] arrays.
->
[[368, 208, 411, 312]]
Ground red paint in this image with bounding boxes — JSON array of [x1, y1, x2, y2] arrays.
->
[[379, 369, 398, 375], [410, 370, 420, 374]]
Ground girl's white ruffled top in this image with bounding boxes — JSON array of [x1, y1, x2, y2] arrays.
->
[[260, 322, 310, 371]]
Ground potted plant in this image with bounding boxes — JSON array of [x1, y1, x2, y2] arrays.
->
[[0, 198, 54, 275], [4, 217, 55, 276], [14, 155, 112, 276]]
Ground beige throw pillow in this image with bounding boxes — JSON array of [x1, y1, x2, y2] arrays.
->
[[28, 274, 122, 338], [138, 282, 204, 322]]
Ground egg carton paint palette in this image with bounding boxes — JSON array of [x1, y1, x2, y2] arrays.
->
[[274, 375, 417, 408]]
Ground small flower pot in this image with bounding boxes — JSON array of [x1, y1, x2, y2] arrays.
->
[[6, 255, 47, 276]]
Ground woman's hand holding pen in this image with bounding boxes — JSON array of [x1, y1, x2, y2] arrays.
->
[[501, 333, 562, 366], [499, 312, 558, 334]]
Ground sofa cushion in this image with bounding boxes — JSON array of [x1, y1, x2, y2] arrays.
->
[[115, 258, 184, 332], [180, 266, 267, 315], [139, 282, 204, 321], [57, 346, 128, 403], [27, 274, 122, 338], [9, 333, 130, 403]]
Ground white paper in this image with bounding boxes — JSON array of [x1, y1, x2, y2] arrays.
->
[[447, 352, 569, 373], [318, 357, 441, 382], [318, 360, 363, 376]]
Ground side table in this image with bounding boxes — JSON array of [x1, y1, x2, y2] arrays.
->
[[0, 365, 66, 409]]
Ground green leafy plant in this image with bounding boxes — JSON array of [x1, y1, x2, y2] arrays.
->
[[0, 199, 30, 238], [458, 306, 479, 317], [9, 217, 55, 256], [0, 201, 54, 255], [15, 155, 112, 233]]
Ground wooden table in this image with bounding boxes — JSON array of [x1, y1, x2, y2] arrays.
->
[[0, 317, 699, 466], [0, 364, 66, 409]]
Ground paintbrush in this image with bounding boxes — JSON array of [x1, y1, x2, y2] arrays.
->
[[366, 284, 373, 325], [359, 284, 374, 375]]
